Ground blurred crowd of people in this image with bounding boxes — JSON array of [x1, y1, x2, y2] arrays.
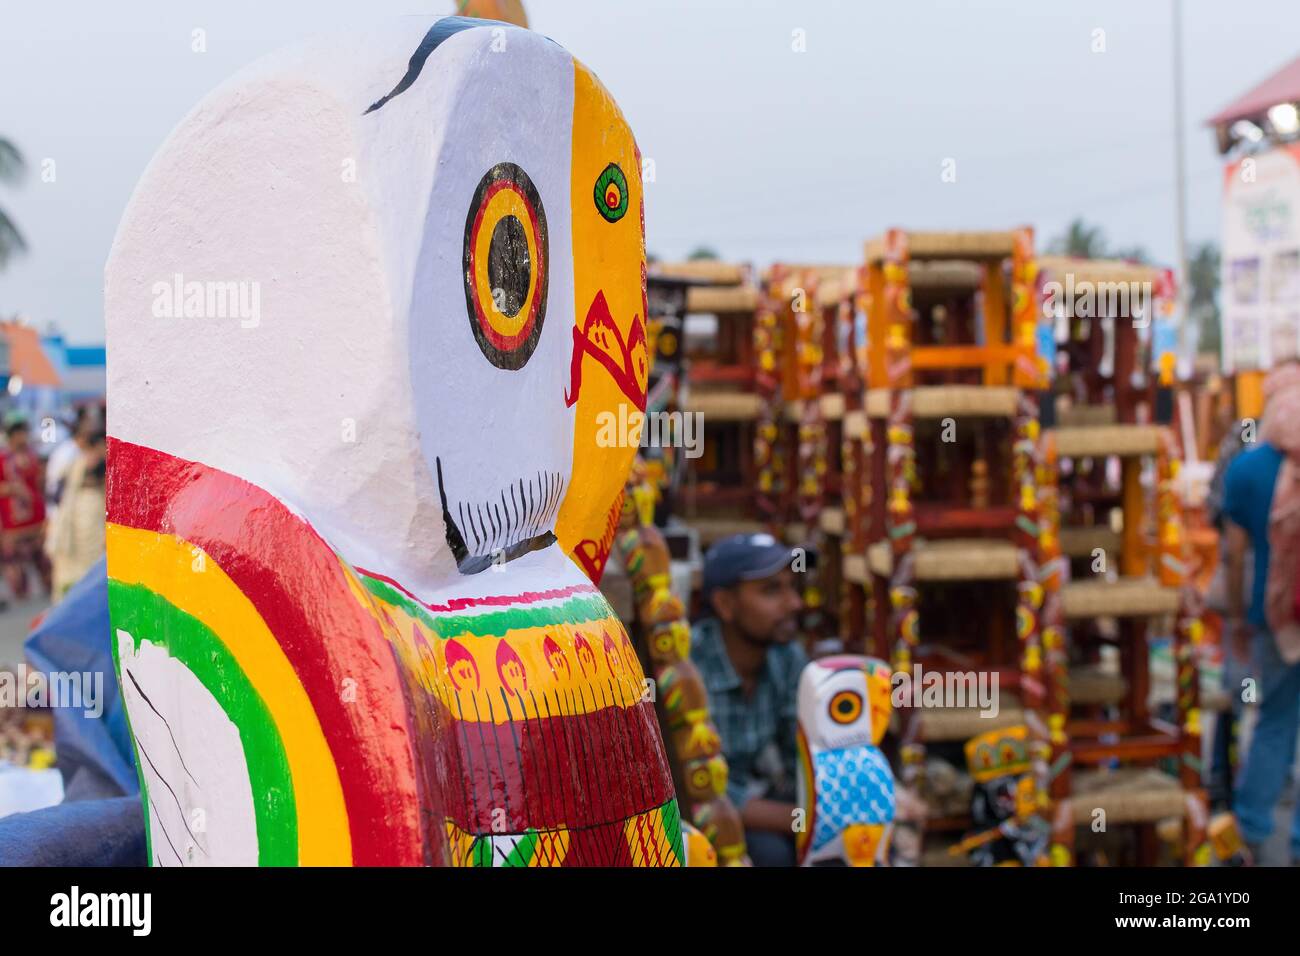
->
[[0, 404, 105, 608]]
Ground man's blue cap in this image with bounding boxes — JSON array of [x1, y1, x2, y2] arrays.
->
[[702, 532, 796, 597]]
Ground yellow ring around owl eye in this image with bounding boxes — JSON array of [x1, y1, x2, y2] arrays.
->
[[828, 690, 863, 725], [471, 188, 540, 337], [462, 162, 549, 371]]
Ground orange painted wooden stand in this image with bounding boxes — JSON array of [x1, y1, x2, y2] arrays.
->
[[761, 264, 861, 648], [794, 228, 1058, 863], [1036, 257, 1208, 866], [660, 261, 767, 549]]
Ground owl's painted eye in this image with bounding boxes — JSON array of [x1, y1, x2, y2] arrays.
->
[[593, 162, 629, 222], [462, 162, 549, 370], [828, 690, 863, 725]]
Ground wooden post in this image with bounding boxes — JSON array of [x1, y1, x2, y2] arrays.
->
[[1120, 457, 1144, 578], [844, 576, 865, 653], [866, 574, 884, 659], [982, 259, 1009, 385], [1011, 226, 1043, 389], [867, 261, 887, 390], [1038, 433, 1072, 865], [1157, 430, 1209, 865], [1124, 617, 1149, 728], [1115, 315, 1138, 423]]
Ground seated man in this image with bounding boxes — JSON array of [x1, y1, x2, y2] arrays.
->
[[691, 533, 806, 866]]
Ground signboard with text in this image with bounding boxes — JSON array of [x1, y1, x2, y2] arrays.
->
[[1221, 142, 1300, 372]]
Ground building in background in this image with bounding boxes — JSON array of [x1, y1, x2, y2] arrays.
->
[[0, 319, 106, 448], [0, 319, 62, 429], [42, 333, 105, 407]]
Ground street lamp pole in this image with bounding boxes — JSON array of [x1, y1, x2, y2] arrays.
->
[[1172, 0, 1191, 356]]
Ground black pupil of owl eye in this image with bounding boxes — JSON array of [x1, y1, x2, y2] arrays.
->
[[487, 214, 530, 318]]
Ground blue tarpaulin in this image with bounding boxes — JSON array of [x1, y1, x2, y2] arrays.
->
[[0, 558, 147, 866]]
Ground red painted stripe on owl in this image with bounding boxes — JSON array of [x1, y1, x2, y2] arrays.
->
[[441, 697, 673, 836], [106, 438, 436, 866]]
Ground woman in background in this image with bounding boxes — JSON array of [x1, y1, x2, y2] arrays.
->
[[0, 416, 51, 599], [45, 429, 106, 601]]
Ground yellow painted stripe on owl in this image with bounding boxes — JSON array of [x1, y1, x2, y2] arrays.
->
[[527, 830, 572, 867], [444, 819, 478, 866], [623, 805, 682, 867], [106, 522, 351, 865], [343, 567, 649, 723], [443, 818, 573, 867]]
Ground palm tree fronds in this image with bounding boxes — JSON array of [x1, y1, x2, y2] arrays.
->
[[0, 138, 25, 185], [0, 209, 27, 268]]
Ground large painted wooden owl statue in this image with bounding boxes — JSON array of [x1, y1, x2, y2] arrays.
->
[[795, 655, 896, 866], [104, 17, 679, 866]]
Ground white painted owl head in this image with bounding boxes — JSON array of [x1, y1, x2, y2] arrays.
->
[[797, 655, 893, 751], [106, 17, 646, 593]]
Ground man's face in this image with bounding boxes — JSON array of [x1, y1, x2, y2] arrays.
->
[[713, 568, 803, 645], [8, 428, 28, 451]]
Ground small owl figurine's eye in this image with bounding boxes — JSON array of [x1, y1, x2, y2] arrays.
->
[[828, 689, 863, 725]]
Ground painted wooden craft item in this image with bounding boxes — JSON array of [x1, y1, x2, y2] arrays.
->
[[104, 17, 678, 866], [679, 820, 719, 867], [795, 655, 896, 866], [958, 725, 1050, 866], [612, 462, 749, 865]]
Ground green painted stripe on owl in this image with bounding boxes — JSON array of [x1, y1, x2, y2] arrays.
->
[[470, 836, 495, 867], [357, 575, 616, 639], [109, 595, 160, 870], [109, 619, 156, 867], [355, 575, 441, 630], [108, 580, 298, 866], [661, 798, 684, 864], [503, 830, 540, 866], [430, 595, 618, 638], [463, 801, 685, 867]]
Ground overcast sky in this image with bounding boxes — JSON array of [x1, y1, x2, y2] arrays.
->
[[0, 0, 1296, 341]]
